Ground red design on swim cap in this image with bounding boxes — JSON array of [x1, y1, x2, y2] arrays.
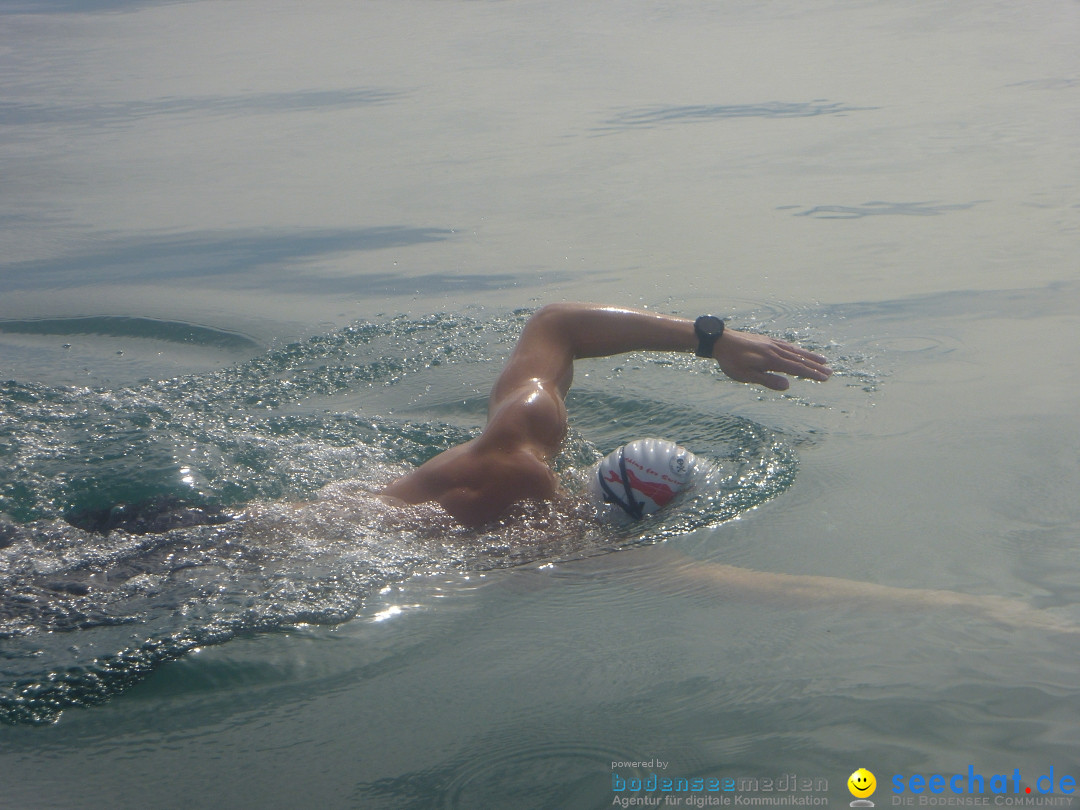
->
[[605, 468, 677, 506]]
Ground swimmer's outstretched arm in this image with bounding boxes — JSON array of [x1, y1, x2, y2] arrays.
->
[[492, 303, 831, 407], [673, 560, 1075, 634], [384, 303, 832, 525]]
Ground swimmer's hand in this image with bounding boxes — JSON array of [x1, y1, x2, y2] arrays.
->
[[713, 329, 832, 391]]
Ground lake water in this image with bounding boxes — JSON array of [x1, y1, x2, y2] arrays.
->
[[1, 0, 1078, 808]]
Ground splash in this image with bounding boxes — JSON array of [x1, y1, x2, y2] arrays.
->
[[0, 312, 801, 724]]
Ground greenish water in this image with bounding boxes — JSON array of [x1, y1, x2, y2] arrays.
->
[[1, 0, 1078, 807]]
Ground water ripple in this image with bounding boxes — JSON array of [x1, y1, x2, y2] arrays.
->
[[0, 88, 404, 127], [601, 100, 875, 131], [791, 200, 984, 219], [0, 316, 260, 352]]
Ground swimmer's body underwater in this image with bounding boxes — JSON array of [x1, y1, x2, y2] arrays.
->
[[378, 303, 1073, 631], [380, 302, 831, 526]]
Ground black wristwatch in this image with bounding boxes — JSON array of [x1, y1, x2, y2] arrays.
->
[[694, 315, 725, 358]]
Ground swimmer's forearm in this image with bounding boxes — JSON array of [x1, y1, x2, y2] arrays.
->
[[528, 303, 698, 358]]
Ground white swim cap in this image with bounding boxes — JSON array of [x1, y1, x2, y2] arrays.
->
[[586, 438, 697, 520]]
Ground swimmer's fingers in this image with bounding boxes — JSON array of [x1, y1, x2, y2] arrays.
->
[[773, 342, 833, 382], [713, 330, 832, 390], [781, 341, 830, 368]]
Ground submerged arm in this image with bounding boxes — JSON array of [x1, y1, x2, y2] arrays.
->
[[674, 560, 1075, 633]]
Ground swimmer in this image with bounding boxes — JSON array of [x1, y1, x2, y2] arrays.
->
[[379, 303, 832, 526], [378, 303, 1075, 633]]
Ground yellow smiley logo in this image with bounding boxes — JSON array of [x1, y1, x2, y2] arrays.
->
[[848, 768, 877, 798]]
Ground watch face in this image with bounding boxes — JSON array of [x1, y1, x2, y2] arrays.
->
[[696, 315, 723, 336]]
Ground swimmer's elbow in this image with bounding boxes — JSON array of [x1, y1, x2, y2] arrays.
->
[[529, 302, 581, 322], [523, 303, 575, 343], [524, 302, 605, 358], [527, 302, 598, 334], [380, 474, 424, 505]]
